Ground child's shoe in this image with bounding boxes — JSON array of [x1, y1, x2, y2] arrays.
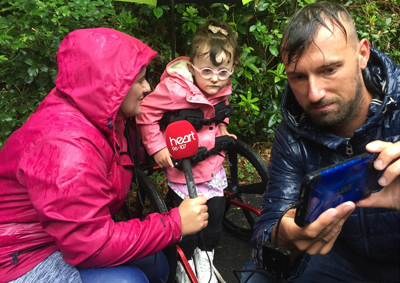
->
[[193, 248, 218, 283], [176, 259, 196, 283]]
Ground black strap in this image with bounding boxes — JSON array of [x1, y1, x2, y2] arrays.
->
[[172, 136, 236, 170], [159, 101, 234, 131]]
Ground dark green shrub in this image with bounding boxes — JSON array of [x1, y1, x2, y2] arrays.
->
[[0, 0, 399, 147]]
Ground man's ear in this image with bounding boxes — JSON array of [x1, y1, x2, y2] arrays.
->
[[358, 38, 370, 70]]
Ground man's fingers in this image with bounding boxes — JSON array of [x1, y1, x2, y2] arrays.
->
[[366, 140, 392, 153], [356, 181, 400, 211], [356, 191, 384, 208], [378, 159, 400, 186], [299, 202, 354, 255], [367, 141, 400, 171]]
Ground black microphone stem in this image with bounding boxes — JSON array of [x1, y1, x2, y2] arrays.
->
[[182, 158, 197, 199]]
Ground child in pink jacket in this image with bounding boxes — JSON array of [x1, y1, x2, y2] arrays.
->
[[136, 19, 240, 283]]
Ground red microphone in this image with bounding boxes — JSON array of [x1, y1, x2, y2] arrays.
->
[[165, 120, 199, 198]]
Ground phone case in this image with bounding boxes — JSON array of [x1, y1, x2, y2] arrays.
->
[[295, 153, 379, 227]]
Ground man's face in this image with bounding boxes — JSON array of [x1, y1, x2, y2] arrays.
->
[[283, 21, 370, 131]]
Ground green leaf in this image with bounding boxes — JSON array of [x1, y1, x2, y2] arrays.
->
[[25, 58, 35, 66], [247, 63, 259, 73], [268, 113, 276, 128], [15, 105, 28, 114], [277, 63, 285, 76], [153, 7, 163, 19], [244, 70, 252, 80], [385, 18, 392, 25], [28, 67, 39, 77], [269, 45, 279, 57], [245, 56, 257, 64], [38, 64, 48, 72], [237, 25, 247, 35]]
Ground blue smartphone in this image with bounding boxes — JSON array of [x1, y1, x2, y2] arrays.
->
[[295, 153, 380, 227]]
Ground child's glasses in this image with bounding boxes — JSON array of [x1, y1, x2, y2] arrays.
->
[[190, 63, 233, 80]]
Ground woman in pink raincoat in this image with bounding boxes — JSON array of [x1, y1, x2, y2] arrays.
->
[[0, 28, 208, 283]]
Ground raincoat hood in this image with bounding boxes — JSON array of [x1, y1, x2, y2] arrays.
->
[[0, 29, 183, 282], [55, 28, 157, 137]]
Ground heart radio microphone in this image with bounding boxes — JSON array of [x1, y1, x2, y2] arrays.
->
[[165, 120, 198, 199]]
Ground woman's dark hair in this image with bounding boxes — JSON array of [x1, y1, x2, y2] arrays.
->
[[189, 18, 240, 67], [280, 2, 357, 66]]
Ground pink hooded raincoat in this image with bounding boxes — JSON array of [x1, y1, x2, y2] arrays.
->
[[0, 28, 181, 282]]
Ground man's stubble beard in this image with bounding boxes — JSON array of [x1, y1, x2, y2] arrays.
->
[[306, 72, 364, 130]]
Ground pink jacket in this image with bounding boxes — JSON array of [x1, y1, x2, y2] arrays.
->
[[0, 28, 181, 282], [136, 57, 231, 184]]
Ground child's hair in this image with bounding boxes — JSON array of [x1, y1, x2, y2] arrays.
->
[[189, 18, 240, 67]]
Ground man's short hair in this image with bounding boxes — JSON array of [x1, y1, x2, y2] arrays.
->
[[280, 2, 357, 66]]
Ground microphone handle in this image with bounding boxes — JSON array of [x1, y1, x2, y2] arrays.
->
[[182, 158, 197, 199]]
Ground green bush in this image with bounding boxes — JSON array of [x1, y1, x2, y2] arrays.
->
[[0, 0, 399, 147]]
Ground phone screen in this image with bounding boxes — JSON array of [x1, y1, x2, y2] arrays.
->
[[295, 153, 380, 227]]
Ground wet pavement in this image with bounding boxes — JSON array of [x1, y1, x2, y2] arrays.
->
[[213, 228, 252, 283]]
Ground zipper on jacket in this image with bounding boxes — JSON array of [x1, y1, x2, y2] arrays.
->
[[11, 242, 53, 265], [346, 141, 353, 156]]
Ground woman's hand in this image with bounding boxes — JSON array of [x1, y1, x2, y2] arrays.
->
[[356, 141, 400, 211], [178, 195, 208, 236], [219, 125, 237, 139], [153, 148, 174, 168]]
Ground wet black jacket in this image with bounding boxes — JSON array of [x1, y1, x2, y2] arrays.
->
[[251, 47, 400, 278]]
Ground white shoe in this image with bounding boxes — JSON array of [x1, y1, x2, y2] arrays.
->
[[194, 248, 218, 283], [176, 259, 196, 283]]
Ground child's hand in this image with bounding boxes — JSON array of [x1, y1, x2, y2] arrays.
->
[[153, 148, 174, 168], [219, 125, 237, 139]]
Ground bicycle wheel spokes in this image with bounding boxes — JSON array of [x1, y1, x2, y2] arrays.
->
[[223, 140, 268, 241]]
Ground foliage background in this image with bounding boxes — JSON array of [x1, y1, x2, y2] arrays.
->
[[0, 0, 399, 148]]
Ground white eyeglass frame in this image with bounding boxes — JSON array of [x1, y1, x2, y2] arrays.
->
[[190, 63, 234, 81]]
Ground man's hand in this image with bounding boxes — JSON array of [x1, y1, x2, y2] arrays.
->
[[153, 148, 174, 168], [272, 201, 355, 260], [356, 141, 400, 211], [178, 195, 208, 236]]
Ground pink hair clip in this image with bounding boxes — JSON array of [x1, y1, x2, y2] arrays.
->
[[208, 25, 228, 36]]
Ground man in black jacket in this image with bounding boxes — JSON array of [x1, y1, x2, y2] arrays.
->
[[242, 2, 400, 282]]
